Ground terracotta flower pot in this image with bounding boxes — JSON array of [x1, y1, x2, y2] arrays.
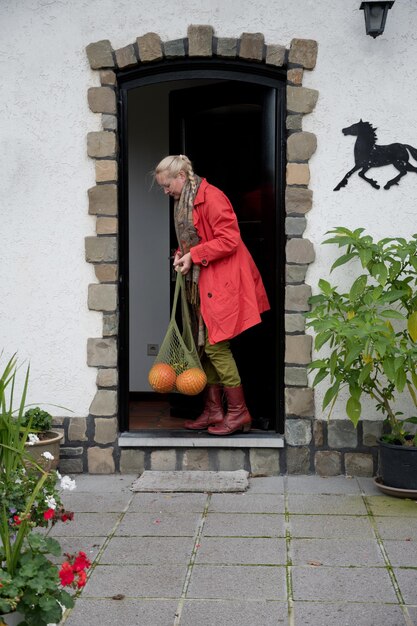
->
[[24, 430, 63, 470]]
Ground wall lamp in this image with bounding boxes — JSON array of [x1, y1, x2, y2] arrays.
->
[[360, 1, 395, 38]]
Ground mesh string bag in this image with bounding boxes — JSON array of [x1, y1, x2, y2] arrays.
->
[[148, 272, 207, 394]]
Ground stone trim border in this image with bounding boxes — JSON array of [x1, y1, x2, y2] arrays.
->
[[71, 24, 375, 477]]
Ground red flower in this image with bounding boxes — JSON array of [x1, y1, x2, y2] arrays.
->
[[43, 508, 55, 521], [13, 515, 21, 526], [73, 551, 91, 572], [76, 570, 87, 588], [59, 562, 74, 586], [61, 511, 74, 522]]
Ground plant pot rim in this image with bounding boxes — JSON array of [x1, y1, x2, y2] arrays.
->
[[377, 437, 417, 452], [24, 430, 63, 446]]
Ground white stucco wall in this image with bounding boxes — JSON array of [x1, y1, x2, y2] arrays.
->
[[1, 0, 416, 417]]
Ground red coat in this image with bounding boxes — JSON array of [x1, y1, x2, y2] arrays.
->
[[189, 179, 270, 344]]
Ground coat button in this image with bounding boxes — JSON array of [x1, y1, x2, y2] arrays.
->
[[207, 292, 212, 298], [202, 259, 208, 266]]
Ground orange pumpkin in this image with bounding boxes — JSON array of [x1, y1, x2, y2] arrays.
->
[[148, 363, 177, 393], [175, 368, 207, 396]]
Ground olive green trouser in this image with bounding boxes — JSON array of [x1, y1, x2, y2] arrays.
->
[[202, 333, 241, 387]]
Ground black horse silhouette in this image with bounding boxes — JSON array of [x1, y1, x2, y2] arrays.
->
[[334, 120, 417, 191]]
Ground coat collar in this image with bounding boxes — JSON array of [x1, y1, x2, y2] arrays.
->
[[194, 178, 209, 207]]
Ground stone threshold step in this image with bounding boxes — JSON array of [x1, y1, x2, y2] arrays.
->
[[119, 431, 284, 448]]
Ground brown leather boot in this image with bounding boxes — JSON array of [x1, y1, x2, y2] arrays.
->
[[208, 385, 252, 435], [184, 384, 225, 430]]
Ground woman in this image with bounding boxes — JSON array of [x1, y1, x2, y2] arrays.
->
[[154, 155, 270, 435]]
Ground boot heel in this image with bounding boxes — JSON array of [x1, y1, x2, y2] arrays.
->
[[242, 423, 251, 433]]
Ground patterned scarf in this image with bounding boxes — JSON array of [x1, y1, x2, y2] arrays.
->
[[174, 175, 205, 347]]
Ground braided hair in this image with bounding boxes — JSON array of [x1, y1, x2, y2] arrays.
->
[[154, 155, 197, 192]]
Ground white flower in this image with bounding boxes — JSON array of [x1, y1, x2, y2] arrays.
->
[[60, 475, 76, 491], [45, 495, 57, 510], [15, 478, 22, 484], [56, 471, 62, 480], [41, 451, 54, 461], [27, 433, 40, 446]]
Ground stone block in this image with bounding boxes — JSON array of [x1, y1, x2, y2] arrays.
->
[[285, 367, 308, 387], [86, 40, 115, 69], [164, 39, 186, 58], [216, 37, 237, 57], [286, 238, 315, 264], [286, 114, 303, 131], [249, 449, 280, 476], [328, 421, 358, 449], [87, 131, 117, 158], [97, 368, 118, 387], [285, 387, 314, 418], [286, 264, 308, 284], [313, 420, 324, 447], [87, 338, 117, 367], [85, 236, 117, 263], [239, 32, 264, 61], [103, 313, 118, 336], [100, 70, 116, 85], [88, 87, 116, 114], [285, 284, 311, 312], [90, 391, 117, 417], [287, 86, 319, 114], [285, 217, 307, 237], [315, 451, 342, 476], [60, 447, 83, 457], [68, 417, 87, 442], [182, 449, 210, 470], [287, 68, 303, 85], [286, 446, 311, 474], [96, 217, 118, 235], [150, 449, 177, 470], [285, 334, 312, 365], [59, 458, 83, 473], [345, 453, 374, 477], [188, 25, 214, 56], [88, 284, 117, 311], [115, 44, 137, 68], [88, 184, 118, 216], [94, 264, 118, 283], [287, 132, 317, 161], [95, 160, 118, 183], [52, 417, 65, 427], [217, 449, 246, 471], [137, 32, 163, 62], [287, 163, 310, 186], [362, 421, 383, 447], [289, 38, 318, 70], [265, 44, 286, 67], [88, 446, 115, 474], [285, 313, 306, 333], [285, 418, 312, 445], [120, 449, 145, 474], [285, 187, 313, 215], [102, 114, 117, 131], [94, 417, 118, 444]]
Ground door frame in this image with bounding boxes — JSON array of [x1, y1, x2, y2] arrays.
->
[[117, 59, 286, 433]]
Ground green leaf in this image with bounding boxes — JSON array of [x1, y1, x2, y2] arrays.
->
[[358, 247, 373, 268], [322, 380, 341, 410], [329, 350, 338, 376], [349, 275, 367, 302], [379, 309, 405, 320], [318, 279, 332, 295], [315, 330, 333, 351], [330, 252, 355, 272], [404, 416, 417, 424], [346, 396, 361, 426], [396, 368, 407, 392], [358, 362, 373, 386], [407, 383, 417, 408], [408, 311, 417, 342], [411, 370, 417, 390], [313, 369, 328, 387], [383, 357, 396, 382]]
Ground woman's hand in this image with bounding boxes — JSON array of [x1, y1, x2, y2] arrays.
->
[[173, 252, 192, 275]]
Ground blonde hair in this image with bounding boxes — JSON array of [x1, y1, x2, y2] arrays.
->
[[154, 154, 196, 184]]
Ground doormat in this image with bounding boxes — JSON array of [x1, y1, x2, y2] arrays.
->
[[131, 470, 249, 493]]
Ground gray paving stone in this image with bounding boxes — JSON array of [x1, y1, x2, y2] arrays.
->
[[373, 516, 417, 540], [195, 537, 286, 565], [289, 514, 374, 538], [181, 599, 288, 625], [115, 512, 201, 536], [286, 475, 361, 494], [47, 536, 105, 565], [208, 493, 285, 514], [100, 536, 194, 564], [63, 598, 178, 626], [128, 492, 208, 512], [292, 565, 397, 602], [69, 473, 135, 492], [365, 496, 417, 517], [187, 564, 286, 600], [357, 476, 382, 495], [287, 494, 368, 515], [291, 538, 384, 567], [248, 476, 285, 493], [48, 512, 119, 537], [203, 513, 285, 537], [61, 491, 132, 512], [391, 568, 417, 605], [82, 563, 185, 598], [383, 539, 417, 567], [292, 602, 407, 626]]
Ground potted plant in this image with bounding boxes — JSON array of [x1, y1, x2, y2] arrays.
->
[[22, 407, 63, 471], [306, 227, 417, 491]]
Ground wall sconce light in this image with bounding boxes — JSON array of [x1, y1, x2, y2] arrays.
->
[[360, 1, 395, 38]]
